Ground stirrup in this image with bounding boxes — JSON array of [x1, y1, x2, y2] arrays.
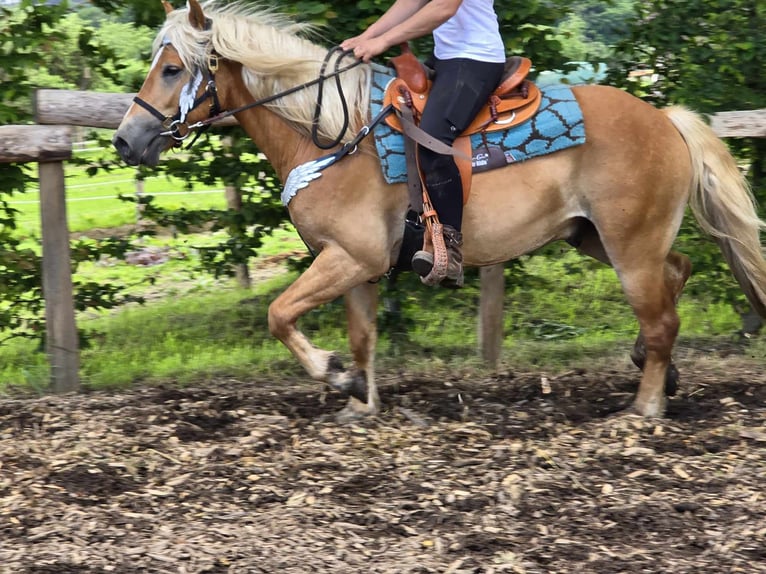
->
[[411, 229, 464, 288]]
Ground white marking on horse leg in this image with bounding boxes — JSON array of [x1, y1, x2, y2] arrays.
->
[[633, 358, 668, 417]]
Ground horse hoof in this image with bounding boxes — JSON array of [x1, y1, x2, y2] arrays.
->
[[335, 395, 380, 423], [665, 363, 679, 397], [347, 369, 368, 403], [327, 355, 368, 403]]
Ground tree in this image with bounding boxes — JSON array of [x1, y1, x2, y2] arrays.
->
[[557, 0, 635, 61], [613, 0, 766, 329], [1, 1, 68, 341]]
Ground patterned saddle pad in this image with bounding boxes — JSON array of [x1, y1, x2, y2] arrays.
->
[[369, 66, 586, 184]]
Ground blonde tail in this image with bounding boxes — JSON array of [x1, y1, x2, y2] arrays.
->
[[664, 105, 766, 317]]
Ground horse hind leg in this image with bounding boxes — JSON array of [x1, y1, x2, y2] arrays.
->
[[630, 250, 692, 396], [572, 223, 688, 399], [614, 246, 690, 416]]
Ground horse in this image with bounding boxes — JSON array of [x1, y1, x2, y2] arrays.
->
[[113, 0, 766, 418]]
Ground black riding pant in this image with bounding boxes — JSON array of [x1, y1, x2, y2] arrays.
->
[[418, 57, 505, 230]]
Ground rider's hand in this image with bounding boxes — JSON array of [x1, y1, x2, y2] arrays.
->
[[340, 36, 389, 63]]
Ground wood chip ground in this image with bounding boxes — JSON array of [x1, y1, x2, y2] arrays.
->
[[1, 355, 765, 573]]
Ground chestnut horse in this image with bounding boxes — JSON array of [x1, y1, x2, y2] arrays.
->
[[113, 0, 766, 417]]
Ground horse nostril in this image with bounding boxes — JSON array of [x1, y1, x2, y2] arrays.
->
[[112, 135, 132, 162], [112, 134, 142, 166]]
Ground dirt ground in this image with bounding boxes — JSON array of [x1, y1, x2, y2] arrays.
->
[[1, 350, 765, 574]]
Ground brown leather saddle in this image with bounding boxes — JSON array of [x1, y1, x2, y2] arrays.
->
[[383, 46, 542, 205]]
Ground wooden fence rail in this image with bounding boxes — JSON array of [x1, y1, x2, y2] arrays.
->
[[1, 88, 764, 392]]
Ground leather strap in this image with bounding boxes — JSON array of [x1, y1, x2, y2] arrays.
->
[[399, 105, 424, 213], [396, 108, 470, 160], [421, 214, 448, 286]]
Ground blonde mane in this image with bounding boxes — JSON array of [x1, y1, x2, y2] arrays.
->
[[156, 1, 372, 145]]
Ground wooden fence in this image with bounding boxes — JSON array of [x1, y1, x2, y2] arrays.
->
[[1, 89, 764, 392]]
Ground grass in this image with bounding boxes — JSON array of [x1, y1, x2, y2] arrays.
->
[[10, 147, 228, 237], [2, 239, 762, 393]]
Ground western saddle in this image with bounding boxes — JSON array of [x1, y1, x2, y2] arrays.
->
[[383, 44, 541, 206], [382, 45, 541, 286]]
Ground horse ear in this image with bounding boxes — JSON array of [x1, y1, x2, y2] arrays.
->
[[187, 0, 207, 30], [162, 0, 173, 15]]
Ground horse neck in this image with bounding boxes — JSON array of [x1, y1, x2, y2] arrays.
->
[[223, 65, 316, 183]]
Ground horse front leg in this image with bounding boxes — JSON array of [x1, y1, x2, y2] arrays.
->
[[344, 281, 381, 413], [267, 247, 382, 413]]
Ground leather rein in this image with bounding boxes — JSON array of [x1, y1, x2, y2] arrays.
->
[[134, 38, 366, 150]]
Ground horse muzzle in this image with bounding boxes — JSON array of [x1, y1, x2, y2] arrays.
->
[[112, 124, 172, 167]]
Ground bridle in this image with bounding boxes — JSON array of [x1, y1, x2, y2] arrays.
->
[[132, 22, 366, 150], [133, 50, 223, 144]]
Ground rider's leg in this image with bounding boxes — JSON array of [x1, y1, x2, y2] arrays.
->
[[411, 58, 504, 286]]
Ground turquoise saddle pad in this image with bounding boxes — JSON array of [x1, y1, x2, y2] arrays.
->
[[369, 66, 586, 184]]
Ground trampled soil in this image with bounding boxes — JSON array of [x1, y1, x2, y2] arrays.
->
[[1, 353, 765, 573]]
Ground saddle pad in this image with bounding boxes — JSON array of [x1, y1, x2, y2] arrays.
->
[[369, 66, 586, 184]]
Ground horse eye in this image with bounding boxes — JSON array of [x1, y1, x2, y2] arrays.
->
[[162, 65, 183, 78]]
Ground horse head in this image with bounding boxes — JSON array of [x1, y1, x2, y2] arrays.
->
[[113, 0, 232, 166]]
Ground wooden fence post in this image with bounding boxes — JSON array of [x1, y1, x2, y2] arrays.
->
[[0, 124, 79, 392], [478, 263, 505, 369], [39, 160, 80, 393]]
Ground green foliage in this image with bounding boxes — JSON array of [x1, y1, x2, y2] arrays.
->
[[0, 1, 155, 344], [618, 1, 765, 111], [1, 1, 65, 342], [556, 1, 634, 61], [89, 0, 167, 28], [0, 1, 67, 123]]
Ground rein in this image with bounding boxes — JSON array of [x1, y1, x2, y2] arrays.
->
[[189, 47, 364, 149]]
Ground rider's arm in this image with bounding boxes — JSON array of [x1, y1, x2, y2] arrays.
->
[[355, 0, 430, 40], [376, 0, 462, 45], [341, 0, 462, 62]]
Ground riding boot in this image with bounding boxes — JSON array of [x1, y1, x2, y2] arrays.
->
[[411, 225, 464, 288]]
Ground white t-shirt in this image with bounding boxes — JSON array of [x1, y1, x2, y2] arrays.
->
[[433, 0, 506, 63]]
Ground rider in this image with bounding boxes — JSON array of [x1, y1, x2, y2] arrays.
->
[[341, 0, 506, 287]]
